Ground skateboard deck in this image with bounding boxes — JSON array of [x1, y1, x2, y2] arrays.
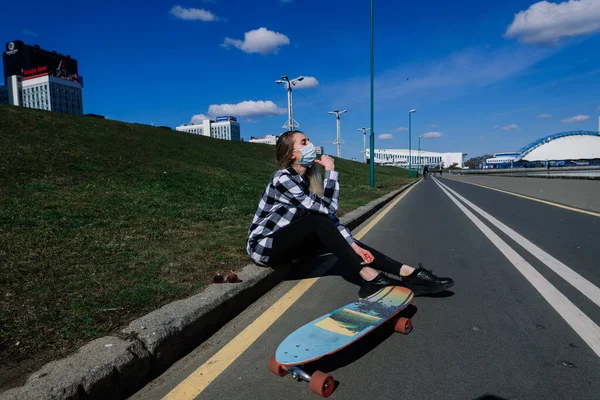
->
[[269, 285, 414, 397]]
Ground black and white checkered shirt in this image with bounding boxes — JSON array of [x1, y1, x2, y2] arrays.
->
[[247, 167, 355, 266]]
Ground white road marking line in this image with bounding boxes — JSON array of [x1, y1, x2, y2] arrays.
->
[[435, 178, 600, 309], [434, 179, 600, 358]]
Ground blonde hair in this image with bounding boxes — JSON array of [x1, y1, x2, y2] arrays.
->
[[276, 131, 323, 198]]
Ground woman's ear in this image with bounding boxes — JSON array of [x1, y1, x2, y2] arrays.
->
[[291, 149, 299, 162]]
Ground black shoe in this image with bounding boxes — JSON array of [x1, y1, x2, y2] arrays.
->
[[358, 272, 393, 299], [402, 263, 454, 295]]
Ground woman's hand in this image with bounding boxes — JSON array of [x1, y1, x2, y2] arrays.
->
[[351, 242, 375, 265], [314, 155, 335, 171]]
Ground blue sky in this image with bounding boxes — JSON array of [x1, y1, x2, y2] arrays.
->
[[2, 0, 600, 161]]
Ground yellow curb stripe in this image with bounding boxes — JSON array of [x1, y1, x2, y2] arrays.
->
[[162, 181, 419, 399], [453, 179, 600, 218], [163, 277, 319, 400]]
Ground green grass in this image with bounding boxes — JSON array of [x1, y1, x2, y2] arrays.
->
[[0, 104, 412, 387]]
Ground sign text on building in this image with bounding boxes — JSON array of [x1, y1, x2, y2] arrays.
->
[[23, 66, 48, 76]]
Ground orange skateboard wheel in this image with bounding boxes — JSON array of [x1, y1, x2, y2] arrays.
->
[[309, 370, 335, 398], [394, 317, 413, 334], [268, 356, 287, 377]]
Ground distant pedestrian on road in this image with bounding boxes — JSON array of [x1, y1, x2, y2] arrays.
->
[[423, 165, 429, 179], [246, 130, 454, 298]]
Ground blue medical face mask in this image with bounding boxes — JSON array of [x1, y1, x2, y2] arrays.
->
[[298, 143, 317, 166]]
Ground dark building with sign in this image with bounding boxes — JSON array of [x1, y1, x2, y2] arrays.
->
[[1, 40, 84, 115], [3, 40, 81, 85]]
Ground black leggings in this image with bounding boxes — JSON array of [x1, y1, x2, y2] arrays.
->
[[267, 213, 404, 276]]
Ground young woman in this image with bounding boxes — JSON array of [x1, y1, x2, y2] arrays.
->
[[247, 130, 454, 298]]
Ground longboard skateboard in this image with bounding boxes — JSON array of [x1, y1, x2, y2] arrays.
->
[[268, 285, 414, 397]]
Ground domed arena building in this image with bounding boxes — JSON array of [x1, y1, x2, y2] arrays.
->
[[484, 131, 600, 168]]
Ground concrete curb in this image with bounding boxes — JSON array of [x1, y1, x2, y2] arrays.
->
[[1, 180, 418, 400]]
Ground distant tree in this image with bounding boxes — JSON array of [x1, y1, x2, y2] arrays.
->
[[464, 154, 493, 169]]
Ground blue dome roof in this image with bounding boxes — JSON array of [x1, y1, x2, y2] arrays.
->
[[515, 131, 599, 161]]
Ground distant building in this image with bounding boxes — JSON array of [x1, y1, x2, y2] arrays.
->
[[0, 40, 84, 116], [484, 152, 519, 168], [176, 116, 241, 141], [366, 148, 466, 168], [249, 134, 278, 145]]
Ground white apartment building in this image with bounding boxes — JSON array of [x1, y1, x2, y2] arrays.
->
[[365, 148, 466, 169], [249, 134, 278, 145], [0, 73, 83, 115], [176, 116, 241, 141]]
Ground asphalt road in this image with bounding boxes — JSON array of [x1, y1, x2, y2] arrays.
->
[[445, 174, 600, 212], [131, 176, 600, 400]]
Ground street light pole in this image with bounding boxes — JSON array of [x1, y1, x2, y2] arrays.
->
[[358, 127, 371, 163], [276, 75, 304, 131], [408, 109, 417, 177], [418, 134, 426, 175], [417, 135, 424, 173], [329, 109, 347, 158], [369, 0, 375, 188]]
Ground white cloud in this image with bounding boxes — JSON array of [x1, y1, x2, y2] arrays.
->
[[22, 29, 37, 37], [378, 134, 393, 140], [292, 76, 319, 90], [395, 127, 408, 132], [422, 132, 444, 139], [505, 0, 600, 45], [537, 113, 552, 119], [208, 100, 286, 118], [501, 124, 519, 131], [169, 6, 219, 21], [431, 124, 439, 128], [561, 115, 590, 123], [493, 125, 500, 130], [222, 27, 290, 55], [597, 105, 600, 111], [191, 114, 211, 124]]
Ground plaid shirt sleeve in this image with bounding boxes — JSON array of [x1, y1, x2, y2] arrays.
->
[[276, 170, 340, 215], [327, 213, 355, 246]]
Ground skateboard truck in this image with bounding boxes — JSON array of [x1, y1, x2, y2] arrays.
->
[[286, 365, 311, 382], [269, 358, 335, 398]]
